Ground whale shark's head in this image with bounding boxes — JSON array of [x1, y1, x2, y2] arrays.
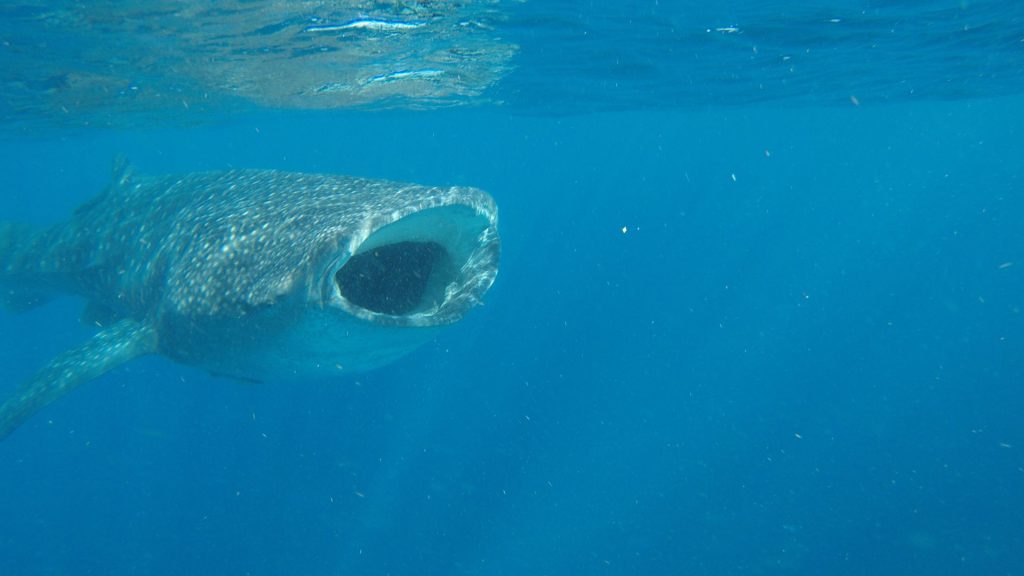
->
[[150, 172, 500, 378], [271, 184, 500, 375]]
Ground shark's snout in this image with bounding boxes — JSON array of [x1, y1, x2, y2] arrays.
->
[[329, 201, 499, 326]]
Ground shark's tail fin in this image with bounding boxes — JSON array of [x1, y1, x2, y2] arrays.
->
[[1, 158, 131, 313], [0, 220, 54, 312], [0, 318, 157, 440]]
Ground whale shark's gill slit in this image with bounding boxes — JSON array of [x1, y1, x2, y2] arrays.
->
[[335, 241, 453, 315]]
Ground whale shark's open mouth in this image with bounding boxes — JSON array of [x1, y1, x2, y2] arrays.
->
[[330, 202, 498, 326], [336, 240, 453, 315]]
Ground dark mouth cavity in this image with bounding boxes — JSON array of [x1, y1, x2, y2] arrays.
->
[[335, 241, 453, 315]]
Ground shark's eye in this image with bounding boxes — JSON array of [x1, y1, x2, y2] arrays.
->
[[334, 241, 454, 315]]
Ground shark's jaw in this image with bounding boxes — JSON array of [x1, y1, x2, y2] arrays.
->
[[325, 201, 499, 327]]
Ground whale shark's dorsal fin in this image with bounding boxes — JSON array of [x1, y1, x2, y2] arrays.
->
[[111, 155, 133, 187], [0, 319, 157, 440], [73, 156, 135, 217]]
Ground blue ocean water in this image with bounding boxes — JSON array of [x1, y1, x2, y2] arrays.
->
[[1, 2, 1023, 575]]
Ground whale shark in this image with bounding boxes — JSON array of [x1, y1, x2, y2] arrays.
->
[[0, 161, 499, 439]]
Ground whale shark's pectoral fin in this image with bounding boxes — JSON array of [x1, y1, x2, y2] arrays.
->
[[0, 318, 157, 440]]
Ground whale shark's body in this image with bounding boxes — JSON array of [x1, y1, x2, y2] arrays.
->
[[0, 162, 499, 439]]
